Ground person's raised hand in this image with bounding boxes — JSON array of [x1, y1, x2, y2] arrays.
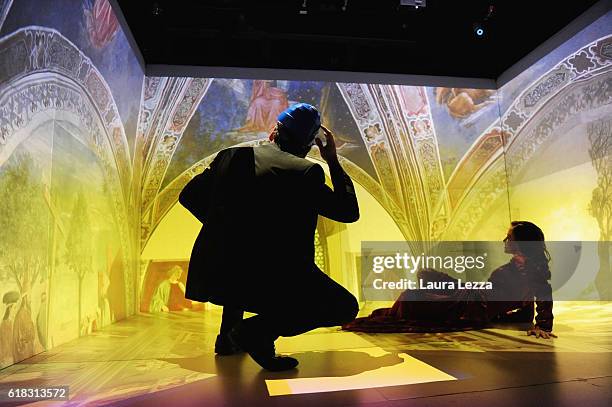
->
[[315, 125, 338, 164], [527, 327, 557, 339]]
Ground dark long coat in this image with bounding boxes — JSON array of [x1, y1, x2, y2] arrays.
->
[[178, 143, 359, 307]]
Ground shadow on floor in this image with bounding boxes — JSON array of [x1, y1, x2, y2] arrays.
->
[[160, 349, 404, 379]]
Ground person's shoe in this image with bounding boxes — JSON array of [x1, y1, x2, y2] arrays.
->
[[215, 333, 244, 355], [228, 325, 298, 371]]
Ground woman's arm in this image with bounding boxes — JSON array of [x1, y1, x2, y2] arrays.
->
[[527, 279, 556, 338], [534, 279, 554, 331]]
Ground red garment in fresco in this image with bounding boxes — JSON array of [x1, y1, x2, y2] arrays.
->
[[86, 0, 119, 49], [239, 80, 289, 133]]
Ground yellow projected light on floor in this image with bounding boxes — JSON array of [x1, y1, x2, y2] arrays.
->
[[265, 346, 456, 396]]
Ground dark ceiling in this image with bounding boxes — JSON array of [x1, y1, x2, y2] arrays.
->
[[116, 0, 601, 80]]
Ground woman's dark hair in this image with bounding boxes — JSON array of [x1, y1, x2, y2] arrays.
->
[[510, 220, 551, 280]]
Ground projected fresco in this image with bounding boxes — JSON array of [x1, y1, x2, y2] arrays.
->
[[0, 0, 610, 371], [499, 18, 612, 299], [0, 0, 143, 368], [139, 11, 611, 310]]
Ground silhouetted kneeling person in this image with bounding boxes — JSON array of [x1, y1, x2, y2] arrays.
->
[[179, 103, 359, 371]]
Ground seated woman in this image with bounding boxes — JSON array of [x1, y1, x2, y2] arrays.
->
[[343, 221, 557, 339]]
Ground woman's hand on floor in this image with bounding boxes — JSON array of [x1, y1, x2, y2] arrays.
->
[[527, 327, 558, 339]]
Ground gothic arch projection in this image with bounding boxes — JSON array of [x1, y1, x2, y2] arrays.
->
[[141, 138, 405, 300], [138, 77, 212, 239], [141, 137, 401, 251], [336, 83, 448, 245], [143, 82, 449, 251], [137, 79, 410, 247], [0, 27, 137, 313], [0, 27, 132, 193], [502, 35, 612, 181], [443, 34, 612, 240], [131, 76, 180, 242]]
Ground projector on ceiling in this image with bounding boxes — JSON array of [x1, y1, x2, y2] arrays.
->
[[400, 0, 426, 7]]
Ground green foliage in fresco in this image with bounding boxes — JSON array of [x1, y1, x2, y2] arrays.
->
[[587, 119, 612, 299], [64, 189, 92, 335], [0, 152, 49, 294]]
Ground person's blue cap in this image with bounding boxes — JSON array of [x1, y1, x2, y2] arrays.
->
[[277, 103, 321, 145]]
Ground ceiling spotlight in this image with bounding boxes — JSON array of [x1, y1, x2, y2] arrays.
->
[[473, 23, 486, 38]]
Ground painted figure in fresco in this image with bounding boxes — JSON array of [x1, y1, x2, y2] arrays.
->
[[434, 87, 495, 119], [238, 80, 289, 133], [36, 291, 47, 350], [400, 87, 428, 117], [0, 291, 19, 367], [343, 221, 557, 339], [12, 273, 36, 362], [85, 0, 120, 49], [149, 266, 185, 313], [179, 103, 359, 371], [97, 270, 112, 328]]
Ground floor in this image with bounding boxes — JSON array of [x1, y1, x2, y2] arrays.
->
[[0, 302, 611, 407]]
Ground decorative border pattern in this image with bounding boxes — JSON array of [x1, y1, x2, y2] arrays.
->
[[444, 34, 612, 239], [337, 83, 415, 237], [506, 73, 612, 181], [140, 77, 211, 217], [339, 82, 449, 242], [0, 27, 132, 199], [503, 35, 612, 145]]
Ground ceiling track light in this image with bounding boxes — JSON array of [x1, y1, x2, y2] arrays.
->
[[151, 2, 163, 16], [299, 0, 350, 15], [400, 0, 426, 9]]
